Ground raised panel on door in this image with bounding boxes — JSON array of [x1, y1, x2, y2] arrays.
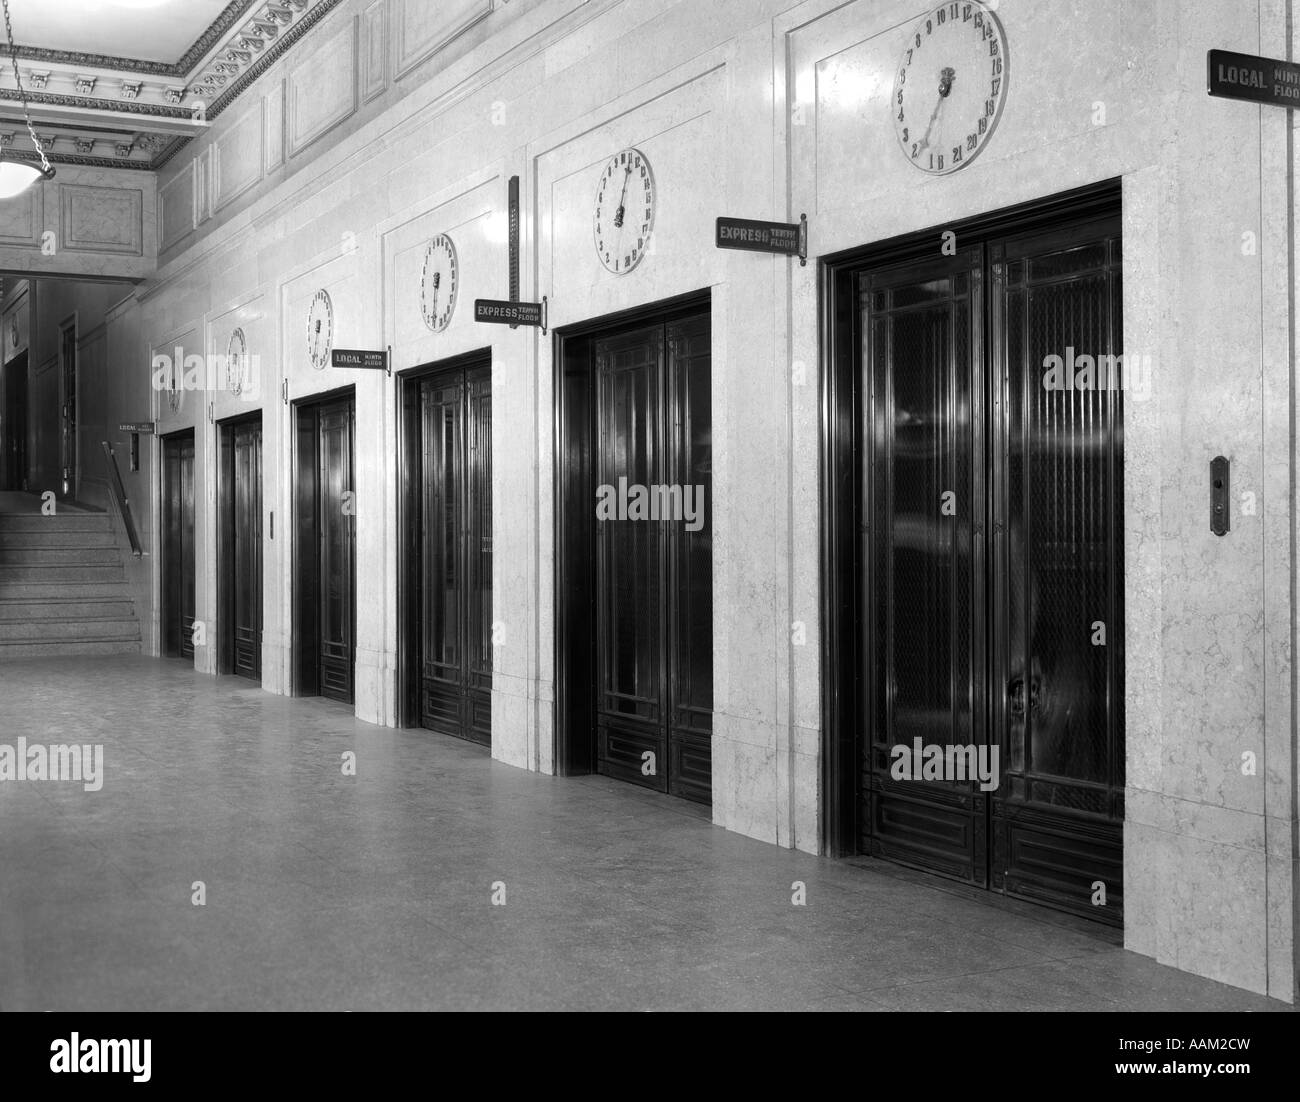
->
[[990, 222, 1124, 924], [859, 251, 987, 884], [317, 400, 355, 704]]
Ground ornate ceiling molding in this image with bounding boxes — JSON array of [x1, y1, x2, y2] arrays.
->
[[2, 0, 334, 172], [11, 1, 259, 78]]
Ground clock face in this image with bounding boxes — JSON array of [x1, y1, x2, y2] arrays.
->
[[893, 1, 1009, 175], [593, 147, 655, 274], [226, 327, 247, 396], [306, 289, 333, 370], [420, 234, 458, 333]]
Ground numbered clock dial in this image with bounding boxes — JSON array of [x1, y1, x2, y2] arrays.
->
[[593, 147, 655, 274], [420, 234, 459, 333], [306, 289, 333, 371], [226, 327, 247, 396], [893, 1, 1009, 175]]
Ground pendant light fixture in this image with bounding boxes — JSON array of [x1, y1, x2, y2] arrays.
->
[[0, 0, 55, 200]]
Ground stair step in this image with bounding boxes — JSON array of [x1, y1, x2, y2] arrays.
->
[[0, 638, 142, 659], [0, 617, 141, 643], [0, 580, 134, 599], [0, 516, 113, 533], [0, 564, 125, 583], [0, 598, 136, 621], [0, 547, 122, 565], [0, 531, 118, 549]]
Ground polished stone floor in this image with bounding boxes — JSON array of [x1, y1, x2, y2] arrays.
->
[[0, 655, 1291, 1012]]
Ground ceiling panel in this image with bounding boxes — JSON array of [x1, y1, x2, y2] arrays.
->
[[8, 0, 234, 65]]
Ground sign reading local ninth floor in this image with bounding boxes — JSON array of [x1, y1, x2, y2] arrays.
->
[[716, 215, 808, 266], [331, 349, 388, 370], [1209, 49, 1300, 108]]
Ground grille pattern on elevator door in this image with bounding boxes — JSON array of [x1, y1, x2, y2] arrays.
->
[[418, 365, 492, 745], [860, 250, 986, 884], [594, 312, 712, 804], [990, 225, 1124, 921], [230, 420, 262, 680]]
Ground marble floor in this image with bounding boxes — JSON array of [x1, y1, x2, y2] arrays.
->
[[0, 655, 1290, 1012]]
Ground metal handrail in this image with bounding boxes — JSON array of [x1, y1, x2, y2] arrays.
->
[[101, 440, 142, 557]]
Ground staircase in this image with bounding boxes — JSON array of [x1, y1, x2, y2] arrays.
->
[[0, 512, 142, 658]]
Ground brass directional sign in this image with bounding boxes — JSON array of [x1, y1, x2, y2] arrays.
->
[[119, 422, 155, 434], [331, 349, 388, 370], [716, 214, 808, 266], [1208, 50, 1300, 108], [475, 298, 546, 331]]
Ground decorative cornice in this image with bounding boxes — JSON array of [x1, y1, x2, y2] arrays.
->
[[4, 148, 154, 172], [154, 0, 344, 171], [11, 1, 259, 78], [0, 87, 195, 122]]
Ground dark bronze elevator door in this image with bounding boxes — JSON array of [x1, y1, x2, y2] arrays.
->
[[860, 218, 1124, 924], [415, 364, 492, 745], [594, 312, 712, 804], [317, 400, 355, 703], [162, 431, 196, 660], [220, 417, 262, 680], [294, 395, 356, 704]]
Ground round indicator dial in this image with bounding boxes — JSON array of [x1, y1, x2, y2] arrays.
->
[[420, 233, 458, 333], [226, 327, 247, 396], [593, 147, 655, 274], [893, 1, 1009, 175], [307, 289, 333, 371]]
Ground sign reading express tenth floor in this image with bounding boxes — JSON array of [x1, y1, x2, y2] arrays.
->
[[715, 215, 809, 266], [474, 298, 546, 332], [1208, 49, 1300, 108]]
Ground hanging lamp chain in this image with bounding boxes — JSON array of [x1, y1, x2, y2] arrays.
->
[[3, 0, 51, 174]]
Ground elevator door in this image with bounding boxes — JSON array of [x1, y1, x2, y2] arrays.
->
[[594, 312, 712, 804], [407, 361, 492, 745], [1, 351, 27, 491], [859, 217, 1124, 924], [294, 395, 355, 704], [161, 431, 196, 661], [220, 416, 263, 681]]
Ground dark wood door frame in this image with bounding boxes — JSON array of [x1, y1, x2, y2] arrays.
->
[[820, 178, 1124, 860], [217, 411, 263, 680], [396, 348, 493, 739], [553, 288, 711, 780]]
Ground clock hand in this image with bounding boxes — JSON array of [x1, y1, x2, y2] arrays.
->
[[614, 165, 631, 229], [917, 67, 957, 152]]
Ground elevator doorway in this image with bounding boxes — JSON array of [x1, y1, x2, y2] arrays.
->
[[556, 294, 713, 805], [398, 352, 493, 746], [161, 429, 196, 661], [293, 391, 356, 704], [824, 184, 1125, 925], [1, 350, 27, 491], [218, 413, 263, 682]]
